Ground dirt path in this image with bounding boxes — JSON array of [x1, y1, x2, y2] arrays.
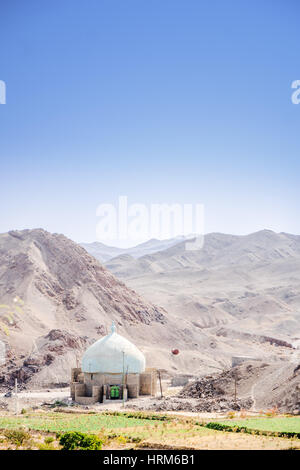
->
[[0, 389, 69, 400]]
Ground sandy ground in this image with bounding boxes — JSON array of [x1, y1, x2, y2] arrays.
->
[[0, 387, 69, 412], [0, 380, 171, 412], [0, 389, 68, 400], [0, 384, 259, 419], [0, 384, 207, 417]]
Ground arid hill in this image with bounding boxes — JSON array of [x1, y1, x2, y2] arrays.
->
[[130, 360, 300, 414], [0, 229, 167, 388], [106, 230, 300, 342]]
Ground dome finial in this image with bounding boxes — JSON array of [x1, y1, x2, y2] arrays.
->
[[111, 321, 116, 333]]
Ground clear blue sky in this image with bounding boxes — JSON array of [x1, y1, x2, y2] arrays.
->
[[0, 0, 299, 245]]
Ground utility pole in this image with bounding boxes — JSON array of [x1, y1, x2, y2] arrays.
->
[[234, 373, 237, 405], [122, 350, 125, 408], [15, 378, 19, 415], [158, 370, 163, 398]]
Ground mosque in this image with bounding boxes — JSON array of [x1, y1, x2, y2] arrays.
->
[[70, 322, 157, 404]]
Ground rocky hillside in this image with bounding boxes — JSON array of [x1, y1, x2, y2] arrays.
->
[[0, 229, 166, 388]]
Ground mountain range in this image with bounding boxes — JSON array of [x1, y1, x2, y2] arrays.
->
[[105, 230, 300, 342], [0, 228, 299, 389], [80, 236, 190, 263]]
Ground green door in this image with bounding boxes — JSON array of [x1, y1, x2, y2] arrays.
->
[[110, 385, 120, 399]]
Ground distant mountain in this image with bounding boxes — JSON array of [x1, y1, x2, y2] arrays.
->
[[80, 241, 124, 263], [80, 236, 190, 263], [106, 230, 300, 341]]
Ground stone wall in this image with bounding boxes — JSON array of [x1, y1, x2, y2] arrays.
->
[[151, 369, 157, 396], [92, 385, 102, 402], [140, 373, 151, 395], [74, 382, 86, 402], [71, 367, 82, 382], [126, 373, 140, 398], [70, 367, 84, 400], [140, 369, 157, 396], [71, 368, 157, 403], [84, 372, 106, 396], [75, 396, 98, 405], [70, 382, 75, 400]]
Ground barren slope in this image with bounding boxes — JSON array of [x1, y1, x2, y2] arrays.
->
[[0, 229, 168, 388], [107, 231, 300, 343]]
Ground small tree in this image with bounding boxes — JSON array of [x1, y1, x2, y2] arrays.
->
[[59, 431, 103, 450]]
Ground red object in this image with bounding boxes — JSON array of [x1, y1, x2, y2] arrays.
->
[[171, 349, 179, 355]]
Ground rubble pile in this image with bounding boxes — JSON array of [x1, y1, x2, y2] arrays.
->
[[128, 395, 253, 413], [179, 368, 238, 399], [133, 396, 253, 412]]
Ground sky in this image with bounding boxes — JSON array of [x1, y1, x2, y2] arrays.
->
[[0, 0, 299, 246]]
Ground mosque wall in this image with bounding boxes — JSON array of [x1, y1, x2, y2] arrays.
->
[[84, 372, 106, 395], [71, 367, 156, 402], [71, 368, 82, 383], [72, 371, 142, 400], [127, 374, 140, 398], [140, 369, 158, 395]]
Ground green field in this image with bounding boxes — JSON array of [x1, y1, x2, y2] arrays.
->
[[0, 412, 160, 433], [0, 412, 299, 436], [215, 417, 300, 434], [0, 412, 299, 450]]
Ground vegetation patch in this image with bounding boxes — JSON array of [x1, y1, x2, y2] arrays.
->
[[59, 431, 103, 450], [0, 412, 299, 450], [0, 411, 158, 433], [103, 411, 171, 422], [3, 429, 31, 447], [205, 417, 300, 439]]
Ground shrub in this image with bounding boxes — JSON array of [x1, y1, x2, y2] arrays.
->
[[50, 400, 66, 408], [103, 411, 171, 422], [38, 442, 56, 450], [4, 429, 31, 446], [59, 431, 103, 450], [127, 436, 142, 443], [205, 421, 300, 439], [117, 435, 127, 445], [44, 436, 55, 444]]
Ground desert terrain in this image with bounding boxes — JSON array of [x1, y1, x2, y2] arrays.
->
[[0, 228, 299, 417]]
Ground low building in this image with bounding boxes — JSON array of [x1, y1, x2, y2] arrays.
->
[[71, 322, 157, 405]]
